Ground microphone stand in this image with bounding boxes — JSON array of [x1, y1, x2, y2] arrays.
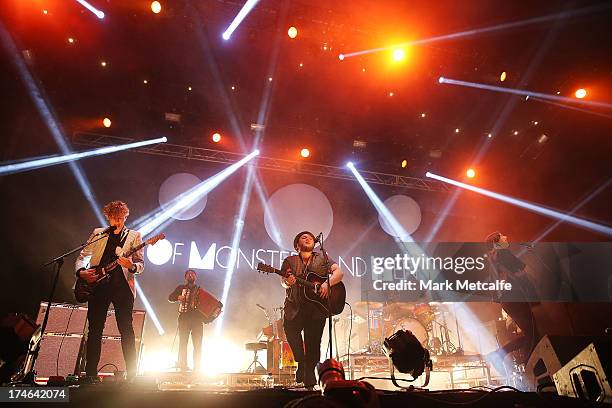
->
[[15, 233, 109, 384], [318, 233, 334, 360]]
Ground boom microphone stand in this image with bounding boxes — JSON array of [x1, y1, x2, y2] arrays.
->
[[317, 233, 334, 360], [14, 232, 109, 384]]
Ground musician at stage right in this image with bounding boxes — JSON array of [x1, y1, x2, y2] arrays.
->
[[168, 269, 205, 372], [280, 231, 344, 389]]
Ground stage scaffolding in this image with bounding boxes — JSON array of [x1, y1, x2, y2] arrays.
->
[[73, 132, 450, 193]]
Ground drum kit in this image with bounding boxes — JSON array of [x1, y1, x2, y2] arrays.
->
[[352, 300, 460, 356]]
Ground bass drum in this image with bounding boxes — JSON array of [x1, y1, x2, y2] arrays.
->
[[385, 317, 429, 347]]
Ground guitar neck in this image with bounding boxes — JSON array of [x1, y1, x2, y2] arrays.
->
[[104, 241, 146, 270]]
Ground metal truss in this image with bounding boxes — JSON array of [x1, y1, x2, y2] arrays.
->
[[73, 132, 450, 193]]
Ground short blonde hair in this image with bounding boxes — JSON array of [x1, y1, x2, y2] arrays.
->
[[103, 200, 130, 219]]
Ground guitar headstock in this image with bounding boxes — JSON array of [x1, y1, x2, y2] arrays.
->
[[147, 232, 166, 246]]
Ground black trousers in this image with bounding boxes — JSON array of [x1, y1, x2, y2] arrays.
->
[[283, 307, 326, 387], [178, 311, 203, 371], [85, 273, 136, 377]]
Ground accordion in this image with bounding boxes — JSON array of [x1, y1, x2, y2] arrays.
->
[[179, 286, 223, 324]]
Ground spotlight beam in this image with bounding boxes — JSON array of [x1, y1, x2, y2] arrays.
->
[[341, 3, 611, 58], [426, 17, 565, 243], [530, 96, 612, 119], [426, 172, 612, 237], [214, 1, 288, 336], [222, 0, 259, 40], [1, 22, 165, 335], [347, 162, 413, 242], [530, 178, 612, 244], [0, 137, 167, 176], [439, 77, 612, 110], [137, 150, 260, 237], [75, 0, 105, 19]]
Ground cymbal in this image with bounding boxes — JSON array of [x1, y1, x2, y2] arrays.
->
[[354, 301, 383, 310]]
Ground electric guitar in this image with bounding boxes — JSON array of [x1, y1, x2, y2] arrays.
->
[[74, 233, 165, 303], [256, 262, 346, 316]]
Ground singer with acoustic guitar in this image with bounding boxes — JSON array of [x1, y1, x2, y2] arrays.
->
[[280, 231, 344, 389]]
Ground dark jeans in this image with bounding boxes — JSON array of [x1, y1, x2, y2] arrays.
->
[[85, 272, 136, 377], [283, 307, 326, 387], [178, 311, 203, 371]]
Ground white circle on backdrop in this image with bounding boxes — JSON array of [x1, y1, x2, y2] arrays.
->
[[264, 184, 334, 249], [158, 173, 207, 221], [146, 239, 173, 265], [378, 195, 422, 237]]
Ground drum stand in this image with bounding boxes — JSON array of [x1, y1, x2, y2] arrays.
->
[[432, 308, 458, 355]]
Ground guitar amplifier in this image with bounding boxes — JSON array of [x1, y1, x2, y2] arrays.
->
[[33, 334, 83, 378], [102, 309, 146, 339], [97, 337, 143, 374], [36, 302, 88, 335]]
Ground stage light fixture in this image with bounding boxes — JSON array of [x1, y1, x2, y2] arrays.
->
[[383, 330, 433, 386], [212, 132, 221, 143], [151, 1, 161, 14], [362, 67, 366, 72], [500, 71, 507, 82], [143, 79, 148, 84], [100, 61, 107, 67], [466, 168, 476, 178], [575, 88, 587, 99], [392, 48, 406, 62], [102, 117, 111, 128], [420, 113, 426, 118], [231, 85, 236, 90], [268, 77, 272, 82], [389, 92, 394, 97], [513, 130, 518, 135], [68, 38, 75, 44], [401, 159, 408, 168], [188, 86, 192, 91], [43, 10, 48, 15], [300, 148, 310, 158], [455, 128, 460, 133], [338, 54, 345, 61], [287, 26, 297, 38], [299, 63, 303, 68], [487, 133, 492, 138]]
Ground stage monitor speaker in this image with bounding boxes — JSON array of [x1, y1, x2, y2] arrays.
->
[[553, 340, 612, 403], [36, 302, 88, 335], [102, 309, 146, 339], [97, 337, 143, 374], [525, 335, 600, 392], [33, 334, 83, 378]]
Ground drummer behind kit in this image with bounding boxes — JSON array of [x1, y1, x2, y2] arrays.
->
[[353, 301, 461, 356]]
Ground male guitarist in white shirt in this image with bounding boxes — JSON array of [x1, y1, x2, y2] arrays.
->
[[280, 231, 343, 389], [75, 200, 145, 382]]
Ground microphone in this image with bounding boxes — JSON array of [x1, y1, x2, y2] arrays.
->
[[314, 232, 323, 244], [517, 242, 535, 249], [94, 225, 114, 236], [256, 303, 266, 311]]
